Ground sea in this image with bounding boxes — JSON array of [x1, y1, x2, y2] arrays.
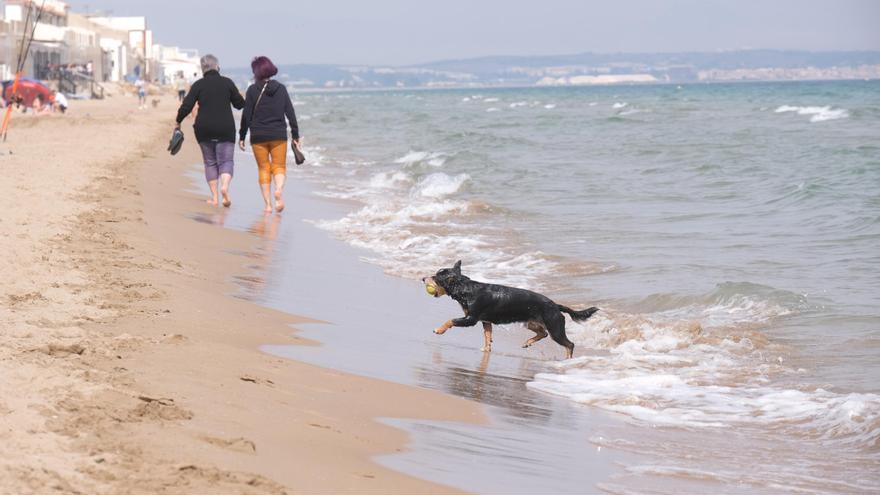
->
[[240, 81, 879, 493]]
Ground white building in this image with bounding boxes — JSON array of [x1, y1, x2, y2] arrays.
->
[[87, 16, 151, 80], [0, 1, 197, 91], [152, 44, 200, 85]]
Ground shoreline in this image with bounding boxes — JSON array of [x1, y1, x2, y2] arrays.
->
[[0, 96, 485, 494], [205, 129, 628, 494]]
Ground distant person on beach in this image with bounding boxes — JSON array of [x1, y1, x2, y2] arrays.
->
[[53, 91, 68, 114], [175, 54, 245, 207], [238, 55, 301, 214], [135, 77, 146, 109], [175, 74, 187, 102]]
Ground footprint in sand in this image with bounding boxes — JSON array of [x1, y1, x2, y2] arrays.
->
[[200, 436, 257, 453]]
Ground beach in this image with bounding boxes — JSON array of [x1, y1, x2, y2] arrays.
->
[[1, 81, 877, 495], [0, 95, 485, 494]]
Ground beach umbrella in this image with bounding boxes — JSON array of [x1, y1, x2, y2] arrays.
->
[[1, 1, 49, 140], [2, 78, 54, 107]]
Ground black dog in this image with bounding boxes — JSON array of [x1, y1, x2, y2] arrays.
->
[[423, 261, 599, 359]]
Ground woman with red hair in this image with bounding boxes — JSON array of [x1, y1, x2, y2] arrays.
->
[[239, 56, 301, 213]]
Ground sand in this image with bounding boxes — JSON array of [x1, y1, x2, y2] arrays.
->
[[0, 95, 484, 494]]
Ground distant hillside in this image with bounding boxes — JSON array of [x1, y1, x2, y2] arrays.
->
[[224, 50, 880, 90]]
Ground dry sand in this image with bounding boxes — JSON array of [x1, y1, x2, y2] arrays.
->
[[0, 95, 484, 494]]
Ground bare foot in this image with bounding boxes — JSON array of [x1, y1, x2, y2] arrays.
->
[[263, 204, 273, 214], [274, 189, 284, 213], [221, 188, 231, 207], [206, 198, 218, 206]]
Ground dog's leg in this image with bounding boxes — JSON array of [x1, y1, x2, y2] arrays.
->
[[522, 321, 548, 348], [544, 311, 575, 359], [481, 321, 493, 352], [434, 320, 454, 335], [435, 314, 478, 335]]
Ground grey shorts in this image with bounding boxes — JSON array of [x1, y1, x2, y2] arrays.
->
[[200, 141, 235, 181]]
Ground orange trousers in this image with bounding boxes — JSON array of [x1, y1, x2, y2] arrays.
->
[[251, 139, 287, 184]]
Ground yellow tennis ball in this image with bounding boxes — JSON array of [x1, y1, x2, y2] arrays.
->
[[425, 284, 437, 296]]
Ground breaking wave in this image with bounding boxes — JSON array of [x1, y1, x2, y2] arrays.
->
[[775, 105, 849, 123], [529, 283, 879, 451]]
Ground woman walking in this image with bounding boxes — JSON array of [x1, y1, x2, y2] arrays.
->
[[238, 56, 301, 213], [175, 54, 245, 207]]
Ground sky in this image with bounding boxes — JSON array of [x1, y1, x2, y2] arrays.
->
[[64, 0, 880, 67]]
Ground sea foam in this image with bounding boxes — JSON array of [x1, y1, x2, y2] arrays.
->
[[529, 284, 879, 450], [394, 150, 447, 167], [775, 105, 849, 123], [413, 173, 470, 198]]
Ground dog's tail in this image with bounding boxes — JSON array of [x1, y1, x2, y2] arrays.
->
[[558, 305, 599, 322]]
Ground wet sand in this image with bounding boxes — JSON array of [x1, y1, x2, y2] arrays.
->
[[0, 96, 488, 494]]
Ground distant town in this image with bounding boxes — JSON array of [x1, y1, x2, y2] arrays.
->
[[1, 0, 877, 98], [226, 50, 880, 90], [1, 0, 200, 100]]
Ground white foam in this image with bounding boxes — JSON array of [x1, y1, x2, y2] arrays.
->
[[368, 171, 412, 189], [529, 287, 880, 450], [412, 173, 469, 198], [612, 102, 628, 109], [483, 97, 500, 103], [486, 107, 500, 113], [774, 105, 849, 123], [509, 101, 528, 108], [312, 164, 559, 290], [394, 151, 446, 166], [531, 367, 880, 448], [544, 104, 557, 109]]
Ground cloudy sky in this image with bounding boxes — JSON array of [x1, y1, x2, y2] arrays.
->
[[64, 0, 879, 67]]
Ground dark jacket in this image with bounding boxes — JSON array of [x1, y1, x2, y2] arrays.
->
[[175, 70, 244, 143], [239, 79, 299, 144]]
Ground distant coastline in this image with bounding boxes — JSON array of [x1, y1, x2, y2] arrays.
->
[[248, 75, 880, 95], [224, 49, 880, 90]]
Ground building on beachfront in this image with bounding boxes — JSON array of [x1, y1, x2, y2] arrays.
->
[[0, 0, 198, 97], [150, 44, 200, 85]]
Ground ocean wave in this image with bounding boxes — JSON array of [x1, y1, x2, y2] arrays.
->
[[486, 107, 500, 113], [311, 165, 565, 289], [531, 364, 880, 449], [636, 282, 811, 328], [775, 105, 849, 123], [369, 170, 412, 189], [528, 283, 879, 450], [412, 173, 470, 198], [612, 102, 628, 109], [544, 104, 557, 109], [300, 145, 327, 167], [316, 204, 559, 288], [394, 150, 447, 167]]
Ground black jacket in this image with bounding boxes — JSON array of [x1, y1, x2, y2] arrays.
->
[[239, 79, 299, 144], [175, 70, 244, 143]]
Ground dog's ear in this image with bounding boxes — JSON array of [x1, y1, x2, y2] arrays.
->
[[453, 260, 462, 274]]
